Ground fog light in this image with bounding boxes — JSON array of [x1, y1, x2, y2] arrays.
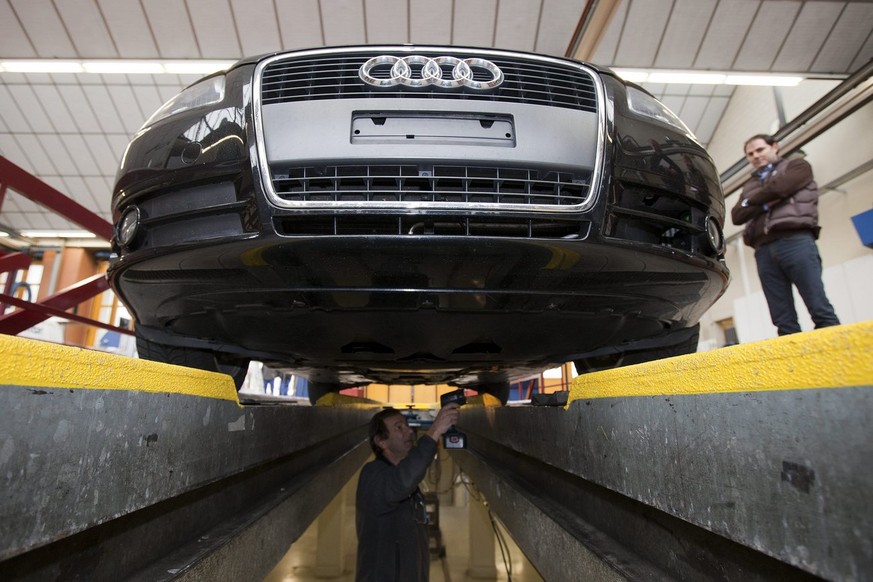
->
[[117, 206, 141, 248], [705, 215, 725, 255]]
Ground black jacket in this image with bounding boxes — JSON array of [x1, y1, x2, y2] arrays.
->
[[355, 435, 437, 582]]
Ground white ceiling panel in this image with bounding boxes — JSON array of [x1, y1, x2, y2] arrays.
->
[[0, 85, 31, 133], [32, 85, 79, 134], [142, 0, 201, 59], [654, 0, 716, 69], [7, 85, 53, 133], [409, 0, 453, 45], [733, 2, 800, 71], [187, 0, 243, 58], [82, 135, 120, 176], [321, 0, 367, 46], [677, 95, 710, 131], [694, 97, 730, 145], [56, 0, 118, 58], [694, 0, 759, 69], [232, 0, 283, 57], [9, 192, 45, 214], [85, 176, 114, 217], [613, 0, 672, 67], [60, 134, 100, 176], [494, 0, 541, 52], [0, 1, 35, 58], [106, 85, 150, 133], [96, 0, 159, 59], [535, 0, 587, 56], [80, 86, 127, 134], [35, 135, 79, 177], [14, 134, 56, 175], [130, 85, 165, 128], [276, 0, 324, 50], [452, 0, 498, 48], [0, 134, 28, 170], [9, 0, 76, 57], [812, 2, 873, 73], [772, 2, 844, 72], [57, 85, 103, 134], [365, 0, 410, 44]]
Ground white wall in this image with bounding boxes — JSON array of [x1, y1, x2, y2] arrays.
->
[[698, 83, 873, 346]]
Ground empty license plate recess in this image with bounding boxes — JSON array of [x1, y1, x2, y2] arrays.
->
[[351, 111, 516, 146]]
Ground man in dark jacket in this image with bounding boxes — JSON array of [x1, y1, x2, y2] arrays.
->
[[355, 401, 460, 581], [731, 134, 840, 335]]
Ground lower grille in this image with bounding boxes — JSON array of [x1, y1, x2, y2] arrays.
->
[[274, 214, 590, 239], [272, 165, 591, 207]]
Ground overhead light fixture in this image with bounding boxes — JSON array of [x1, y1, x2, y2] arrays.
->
[[20, 230, 97, 239], [0, 60, 84, 74], [613, 68, 805, 87], [0, 59, 234, 76], [83, 60, 165, 74]]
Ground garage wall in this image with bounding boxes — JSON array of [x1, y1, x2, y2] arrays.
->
[[699, 84, 873, 346]]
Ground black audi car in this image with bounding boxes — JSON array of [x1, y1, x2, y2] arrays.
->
[[108, 45, 730, 403]]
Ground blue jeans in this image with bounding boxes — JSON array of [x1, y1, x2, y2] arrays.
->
[[755, 233, 840, 335]]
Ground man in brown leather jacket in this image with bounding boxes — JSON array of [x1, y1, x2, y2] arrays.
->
[[731, 134, 840, 336]]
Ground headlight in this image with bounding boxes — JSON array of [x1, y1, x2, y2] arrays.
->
[[626, 86, 697, 141], [140, 75, 226, 129]]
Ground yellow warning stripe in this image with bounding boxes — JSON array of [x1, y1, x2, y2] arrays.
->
[[0, 334, 240, 404], [569, 320, 873, 405]]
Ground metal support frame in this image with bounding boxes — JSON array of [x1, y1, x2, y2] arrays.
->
[[0, 157, 126, 339], [0, 273, 132, 336], [0, 156, 114, 241]]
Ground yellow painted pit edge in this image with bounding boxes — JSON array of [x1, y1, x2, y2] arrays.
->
[[1, 334, 240, 404], [568, 320, 873, 407]]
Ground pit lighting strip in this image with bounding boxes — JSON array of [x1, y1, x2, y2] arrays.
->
[[569, 320, 873, 405], [0, 335, 240, 404]]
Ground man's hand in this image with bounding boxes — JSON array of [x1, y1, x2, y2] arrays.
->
[[426, 403, 460, 441]]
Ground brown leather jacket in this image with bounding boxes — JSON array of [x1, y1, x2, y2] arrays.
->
[[730, 157, 820, 248]]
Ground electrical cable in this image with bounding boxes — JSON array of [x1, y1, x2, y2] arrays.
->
[[489, 510, 514, 582]]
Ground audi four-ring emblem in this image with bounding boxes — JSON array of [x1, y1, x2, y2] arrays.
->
[[359, 55, 504, 90]]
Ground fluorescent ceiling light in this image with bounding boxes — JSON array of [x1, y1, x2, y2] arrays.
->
[[648, 72, 726, 85], [613, 68, 805, 87], [0, 59, 233, 76], [725, 74, 804, 87], [20, 230, 97, 239], [1, 60, 84, 74], [0, 231, 9, 237], [83, 60, 165, 74]]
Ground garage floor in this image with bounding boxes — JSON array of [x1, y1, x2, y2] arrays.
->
[[262, 485, 543, 582]]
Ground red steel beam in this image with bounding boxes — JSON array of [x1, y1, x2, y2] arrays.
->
[[0, 292, 133, 336], [0, 252, 32, 274], [0, 156, 114, 241], [0, 273, 127, 336]]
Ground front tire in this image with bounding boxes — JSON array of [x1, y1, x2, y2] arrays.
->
[[135, 331, 250, 390], [574, 324, 700, 374]]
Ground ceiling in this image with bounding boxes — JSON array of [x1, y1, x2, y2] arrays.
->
[[1, 0, 871, 238]]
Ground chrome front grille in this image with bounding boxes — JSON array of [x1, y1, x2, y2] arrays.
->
[[272, 165, 591, 206], [260, 50, 597, 113]]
